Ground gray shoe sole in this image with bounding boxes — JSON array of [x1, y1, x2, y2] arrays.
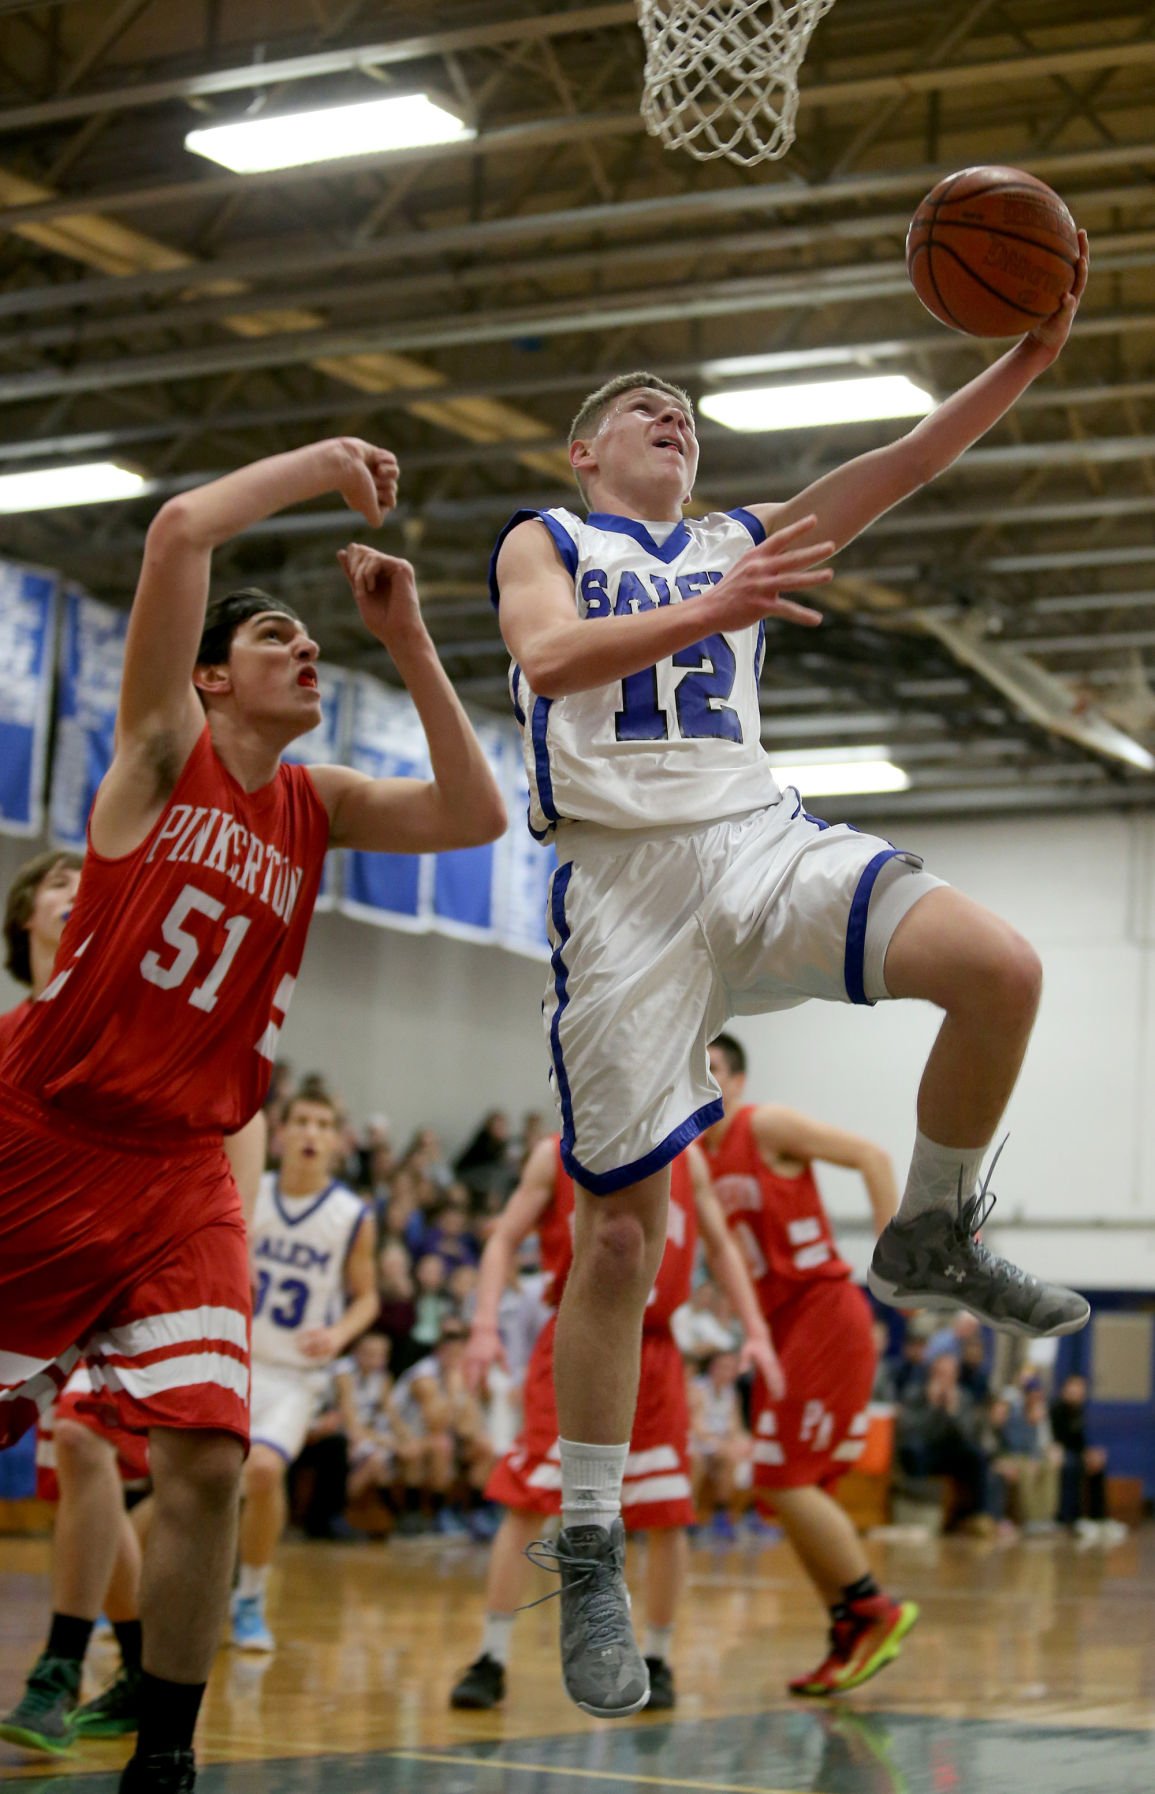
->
[[569, 1671, 651, 1719], [867, 1266, 1090, 1338]]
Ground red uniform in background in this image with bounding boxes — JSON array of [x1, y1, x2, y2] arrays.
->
[[0, 726, 329, 1450], [488, 1141, 697, 1529], [703, 1105, 875, 1493], [0, 1005, 150, 1498]]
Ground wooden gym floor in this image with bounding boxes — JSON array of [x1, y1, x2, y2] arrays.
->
[[2, 1524, 1154, 1793]]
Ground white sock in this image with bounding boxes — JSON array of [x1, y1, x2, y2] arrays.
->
[[237, 1564, 269, 1600], [481, 1612, 515, 1667], [643, 1623, 674, 1663], [897, 1129, 988, 1223], [559, 1438, 628, 1533]]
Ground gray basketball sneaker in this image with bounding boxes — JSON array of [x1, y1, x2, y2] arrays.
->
[[869, 1150, 1089, 1339], [527, 1520, 650, 1717]]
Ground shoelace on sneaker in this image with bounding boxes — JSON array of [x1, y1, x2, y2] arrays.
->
[[951, 1136, 1035, 1291], [23, 1658, 77, 1709], [520, 1539, 632, 1651]]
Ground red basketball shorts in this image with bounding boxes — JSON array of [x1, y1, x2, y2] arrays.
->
[[751, 1277, 876, 1493], [486, 1313, 694, 1529], [0, 1085, 251, 1452], [36, 1360, 151, 1502]]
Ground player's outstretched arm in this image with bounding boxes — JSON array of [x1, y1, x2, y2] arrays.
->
[[310, 544, 506, 853], [94, 439, 397, 855], [751, 231, 1089, 555], [462, 1135, 557, 1392], [751, 1106, 898, 1236], [498, 515, 832, 699], [687, 1145, 786, 1401]]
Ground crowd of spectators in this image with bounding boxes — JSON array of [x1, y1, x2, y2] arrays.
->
[[261, 1068, 1123, 1548]]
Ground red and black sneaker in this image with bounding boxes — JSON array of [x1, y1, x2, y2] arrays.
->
[[789, 1594, 919, 1698]]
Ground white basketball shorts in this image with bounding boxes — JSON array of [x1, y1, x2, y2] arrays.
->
[[249, 1359, 328, 1463], [542, 790, 943, 1195]]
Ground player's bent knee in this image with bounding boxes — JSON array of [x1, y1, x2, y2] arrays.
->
[[152, 1427, 245, 1510], [583, 1209, 650, 1292], [54, 1416, 113, 1473], [243, 1445, 286, 1496]]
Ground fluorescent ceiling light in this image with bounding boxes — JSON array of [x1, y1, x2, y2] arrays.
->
[[771, 748, 911, 797], [700, 375, 935, 433], [0, 462, 146, 514], [185, 93, 474, 174]]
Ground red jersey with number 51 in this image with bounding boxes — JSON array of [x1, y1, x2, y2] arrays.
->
[[1, 727, 328, 1142], [538, 1138, 697, 1330], [702, 1106, 851, 1318]]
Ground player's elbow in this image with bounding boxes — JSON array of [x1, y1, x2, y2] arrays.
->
[[147, 494, 201, 551]]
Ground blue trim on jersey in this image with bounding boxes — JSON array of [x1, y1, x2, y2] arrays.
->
[[527, 810, 550, 842], [272, 1178, 340, 1230], [788, 787, 831, 830], [844, 847, 905, 1006], [509, 662, 526, 726], [728, 506, 766, 545], [250, 1435, 293, 1464], [531, 697, 559, 823], [755, 619, 766, 685], [488, 508, 578, 608], [547, 862, 577, 1152], [561, 1098, 725, 1198], [586, 512, 691, 563]]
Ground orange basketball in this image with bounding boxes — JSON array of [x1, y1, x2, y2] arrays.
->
[[906, 166, 1079, 337]]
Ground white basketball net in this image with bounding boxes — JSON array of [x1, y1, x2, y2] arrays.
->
[[637, 0, 836, 166]]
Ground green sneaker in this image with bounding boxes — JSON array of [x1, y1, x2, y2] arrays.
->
[[0, 1652, 81, 1753], [70, 1667, 142, 1737]]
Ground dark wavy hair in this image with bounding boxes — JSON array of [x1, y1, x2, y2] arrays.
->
[[196, 587, 302, 667]]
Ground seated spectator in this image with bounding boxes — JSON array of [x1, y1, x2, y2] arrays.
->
[[994, 1380, 1062, 1532], [356, 1113, 394, 1196], [411, 1191, 481, 1277], [1051, 1374, 1120, 1538], [958, 1332, 991, 1405], [897, 1352, 995, 1531], [377, 1243, 419, 1374], [393, 1318, 496, 1537], [337, 1335, 420, 1518], [870, 1318, 900, 1405], [410, 1253, 456, 1353], [689, 1350, 753, 1541], [454, 1109, 514, 1206], [672, 1278, 741, 1368], [400, 1126, 453, 1193], [892, 1328, 930, 1401], [447, 1262, 479, 1319]]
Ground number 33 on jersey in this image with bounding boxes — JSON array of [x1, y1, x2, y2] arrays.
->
[[490, 506, 783, 840], [3, 727, 329, 1139]]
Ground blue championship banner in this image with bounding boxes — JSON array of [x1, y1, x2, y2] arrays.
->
[[430, 718, 505, 943], [338, 673, 433, 930], [494, 732, 555, 960], [0, 559, 55, 838], [49, 588, 127, 849]]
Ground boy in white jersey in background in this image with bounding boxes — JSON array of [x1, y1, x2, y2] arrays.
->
[[232, 1081, 377, 1652], [490, 235, 1091, 1717]]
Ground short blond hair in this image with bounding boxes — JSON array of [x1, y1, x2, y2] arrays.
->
[[568, 371, 694, 506]]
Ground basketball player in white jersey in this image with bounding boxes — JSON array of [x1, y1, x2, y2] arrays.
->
[[490, 236, 1091, 1714], [231, 1081, 377, 1652]]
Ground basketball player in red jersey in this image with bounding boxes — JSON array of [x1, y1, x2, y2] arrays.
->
[[702, 1033, 918, 1696], [450, 1134, 780, 1715], [0, 437, 506, 1793], [0, 850, 265, 1754]]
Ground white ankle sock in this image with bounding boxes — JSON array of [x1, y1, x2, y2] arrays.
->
[[237, 1564, 269, 1600], [559, 1438, 628, 1532], [481, 1612, 515, 1667], [897, 1130, 988, 1223], [643, 1623, 674, 1663]]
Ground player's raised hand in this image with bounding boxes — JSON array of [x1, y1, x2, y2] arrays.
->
[[329, 438, 399, 526], [1028, 227, 1089, 359], [711, 514, 832, 633], [338, 543, 423, 646], [741, 1332, 787, 1404], [463, 1322, 507, 1394]]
